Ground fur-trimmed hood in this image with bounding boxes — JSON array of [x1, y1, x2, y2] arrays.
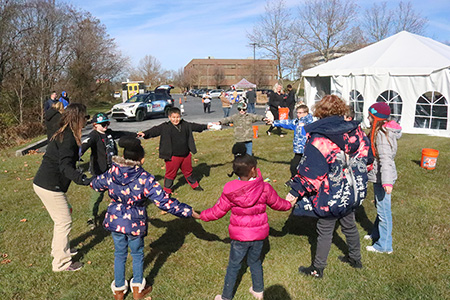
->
[[110, 156, 143, 185]]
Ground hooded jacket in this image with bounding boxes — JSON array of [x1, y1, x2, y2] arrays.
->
[[44, 107, 61, 140], [91, 156, 193, 237], [290, 116, 371, 218], [200, 169, 291, 241], [368, 120, 402, 185]]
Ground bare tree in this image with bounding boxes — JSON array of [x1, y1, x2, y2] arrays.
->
[[363, 1, 427, 42], [247, 0, 296, 81], [129, 55, 168, 89], [296, 0, 361, 63], [363, 2, 392, 42], [212, 66, 225, 88], [394, 1, 427, 34]]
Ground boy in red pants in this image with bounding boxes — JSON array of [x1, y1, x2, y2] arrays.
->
[[138, 107, 211, 194]]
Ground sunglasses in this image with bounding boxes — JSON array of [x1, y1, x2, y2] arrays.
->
[[238, 108, 246, 111], [99, 122, 110, 127]]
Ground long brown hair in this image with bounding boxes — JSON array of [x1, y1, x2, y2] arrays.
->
[[51, 103, 86, 146], [313, 95, 348, 119], [369, 117, 390, 157]]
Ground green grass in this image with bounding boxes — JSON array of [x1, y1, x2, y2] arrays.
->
[[0, 128, 449, 299]]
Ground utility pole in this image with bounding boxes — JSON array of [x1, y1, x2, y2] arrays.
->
[[250, 43, 258, 83]]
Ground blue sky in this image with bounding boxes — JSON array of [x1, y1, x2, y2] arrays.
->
[[61, 0, 450, 71]]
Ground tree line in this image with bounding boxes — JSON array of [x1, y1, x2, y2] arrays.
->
[[248, 0, 428, 81]]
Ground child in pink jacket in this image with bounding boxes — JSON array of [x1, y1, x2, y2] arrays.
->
[[198, 143, 293, 300]]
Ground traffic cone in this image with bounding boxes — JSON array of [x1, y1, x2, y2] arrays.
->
[[179, 97, 185, 115]]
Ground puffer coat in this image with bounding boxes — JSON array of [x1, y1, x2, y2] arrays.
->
[[91, 156, 193, 237], [200, 169, 291, 241], [368, 120, 402, 185]]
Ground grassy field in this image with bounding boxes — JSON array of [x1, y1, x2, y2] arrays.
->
[[0, 127, 449, 300]]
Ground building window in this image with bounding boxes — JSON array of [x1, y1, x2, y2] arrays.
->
[[414, 91, 448, 130], [376, 90, 402, 123], [349, 90, 364, 122]]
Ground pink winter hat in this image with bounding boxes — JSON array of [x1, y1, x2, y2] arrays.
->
[[369, 102, 391, 120]]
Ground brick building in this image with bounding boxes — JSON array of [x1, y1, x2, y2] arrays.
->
[[184, 58, 278, 89]]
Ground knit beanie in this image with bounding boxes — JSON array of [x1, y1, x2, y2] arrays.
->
[[118, 137, 145, 162], [369, 102, 390, 120], [368, 102, 391, 156]]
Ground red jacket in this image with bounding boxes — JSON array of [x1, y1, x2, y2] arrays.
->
[[200, 169, 291, 241]]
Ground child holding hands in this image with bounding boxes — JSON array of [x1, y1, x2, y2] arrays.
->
[[195, 143, 294, 300], [91, 136, 199, 300]]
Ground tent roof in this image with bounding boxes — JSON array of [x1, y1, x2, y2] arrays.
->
[[233, 78, 256, 88], [302, 31, 450, 77]]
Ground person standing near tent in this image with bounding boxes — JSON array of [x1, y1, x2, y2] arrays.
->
[[365, 102, 402, 254], [246, 88, 257, 114], [285, 85, 296, 119], [220, 91, 232, 117], [266, 83, 284, 135]]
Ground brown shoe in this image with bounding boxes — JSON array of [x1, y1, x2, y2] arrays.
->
[[111, 280, 128, 300], [131, 278, 152, 300]]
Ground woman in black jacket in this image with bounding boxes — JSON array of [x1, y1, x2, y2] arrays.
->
[[33, 103, 92, 272], [266, 83, 285, 135]]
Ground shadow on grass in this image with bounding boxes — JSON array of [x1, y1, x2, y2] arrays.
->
[[253, 155, 290, 166], [355, 205, 374, 235], [71, 211, 109, 261], [264, 284, 292, 300], [270, 213, 356, 265], [144, 217, 225, 285], [171, 162, 228, 191], [411, 159, 421, 166]]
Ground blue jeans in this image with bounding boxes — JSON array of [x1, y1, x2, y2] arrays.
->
[[371, 183, 393, 252], [247, 103, 256, 114], [222, 240, 264, 300], [244, 141, 253, 156], [223, 107, 231, 117], [111, 232, 144, 287]]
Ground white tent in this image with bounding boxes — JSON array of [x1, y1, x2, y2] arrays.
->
[[233, 78, 257, 89], [302, 31, 450, 137]]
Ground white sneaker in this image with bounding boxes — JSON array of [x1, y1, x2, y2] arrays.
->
[[214, 295, 223, 300], [249, 286, 264, 299], [363, 235, 372, 240], [366, 245, 393, 254]]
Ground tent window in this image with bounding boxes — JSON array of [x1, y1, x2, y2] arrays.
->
[[414, 91, 448, 130], [349, 90, 364, 122], [377, 90, 402, 123]]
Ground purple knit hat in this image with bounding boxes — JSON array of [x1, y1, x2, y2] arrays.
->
[[369, 102, 391, 120]]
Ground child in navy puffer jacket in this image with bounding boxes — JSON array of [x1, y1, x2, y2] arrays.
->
[[197, 143, 293, 300], [91, 137, 199, 300]]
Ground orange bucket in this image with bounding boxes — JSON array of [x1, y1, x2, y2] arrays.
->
[[253, 125, 258, 138], [421, 148, 439, 170], [279, 107, 289, 120]]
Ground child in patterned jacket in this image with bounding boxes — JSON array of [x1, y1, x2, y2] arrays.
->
[[270, 104, 314, 186], [91, 136, 199, 300]]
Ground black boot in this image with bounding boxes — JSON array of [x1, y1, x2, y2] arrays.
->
[[299, 265, 324, 278], [338, 255, 363, 268]]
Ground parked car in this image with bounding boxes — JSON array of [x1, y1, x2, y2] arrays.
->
[[207, 89, 224, 98], [111, 85, 174, 122], [194, 89, 207, 97]]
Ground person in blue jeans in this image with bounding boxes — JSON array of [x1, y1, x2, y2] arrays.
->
[[366, 102, 402, 254], [91, 136, 199, 300], [196, 143, 293, 299]]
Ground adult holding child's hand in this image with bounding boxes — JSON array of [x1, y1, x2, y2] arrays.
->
[[33, 103, 92, 272]]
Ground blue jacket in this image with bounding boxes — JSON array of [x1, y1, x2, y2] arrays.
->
[[91, 156, 193, 237], [290, 116, 371, 218], [273, 113, 314, 154]]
